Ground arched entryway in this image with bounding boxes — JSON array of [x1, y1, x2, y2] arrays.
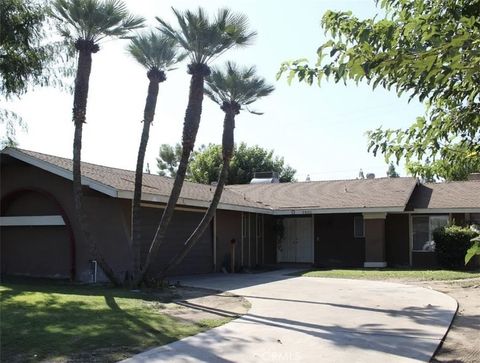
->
[[0, 188, 76, 280]]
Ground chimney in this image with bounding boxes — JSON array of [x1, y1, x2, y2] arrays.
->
[[467, 173, 480, 181]]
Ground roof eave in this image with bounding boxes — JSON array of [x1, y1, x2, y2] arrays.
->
[[272, 206, 406, 215], [2, 148, 118, 197], [117, 190, 274, 214]]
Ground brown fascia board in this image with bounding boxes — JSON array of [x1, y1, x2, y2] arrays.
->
[[1, 147, 118, 197]]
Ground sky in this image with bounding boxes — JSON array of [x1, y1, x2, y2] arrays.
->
[[4, 0, 426, 181]]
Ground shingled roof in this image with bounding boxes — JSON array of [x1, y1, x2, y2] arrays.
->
[[3, 148, 267, 212], [227, 177, 418, 212], [4, 148, 478, 215], [409, 181, 480, 210]]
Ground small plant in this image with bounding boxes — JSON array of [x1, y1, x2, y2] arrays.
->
[[465, 224, 480, 265], [434, 225, 478, 269]]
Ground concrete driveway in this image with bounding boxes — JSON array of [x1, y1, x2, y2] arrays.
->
[[122, 269, 457, 363]]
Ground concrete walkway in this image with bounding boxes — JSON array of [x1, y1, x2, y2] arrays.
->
[[122, 269, 457, 363]]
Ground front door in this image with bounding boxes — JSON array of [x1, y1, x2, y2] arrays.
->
[[277, 217, 313, 263]]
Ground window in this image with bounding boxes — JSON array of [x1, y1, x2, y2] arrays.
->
[[354, 216, 364, 238], [412, 215, 449, 251]]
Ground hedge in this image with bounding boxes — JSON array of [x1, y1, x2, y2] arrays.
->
[[434, 225, 478, 269]]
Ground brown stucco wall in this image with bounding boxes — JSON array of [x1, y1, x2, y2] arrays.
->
[[137, 207, 214, 276], [1, 157, 91, 280], [451, 213, 466, 226], [412, 252, 438, 268], [1, 226, 71, 278], [385, 214, 410, 267], [216, 209, 242, 272], [1, 156, 215, 281], [314, 214, 365, 267]]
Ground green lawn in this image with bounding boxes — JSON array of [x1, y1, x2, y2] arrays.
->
[[0, 281, 229, 362], [301, 268, 480, 281]]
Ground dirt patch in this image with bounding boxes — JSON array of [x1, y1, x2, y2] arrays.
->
[[40, 286, 250, 363], [391, 278, 480, 363], [148, 286, 251, 322]]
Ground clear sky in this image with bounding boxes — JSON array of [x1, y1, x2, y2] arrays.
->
[[4, 0, 426, 181]]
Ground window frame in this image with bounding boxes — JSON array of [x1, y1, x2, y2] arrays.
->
[[353, 215, 365, 238], [412, 214, 449, 252]]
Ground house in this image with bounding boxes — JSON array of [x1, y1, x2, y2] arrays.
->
[[1, 147, 479, 282]]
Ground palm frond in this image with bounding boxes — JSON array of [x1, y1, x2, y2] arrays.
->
[[205, 61, 274, 112], [156, 7, 256, 65], [127, 31, 186, 71], [51, 0, 144, 44]]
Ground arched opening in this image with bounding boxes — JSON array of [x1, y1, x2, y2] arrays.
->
[[1, 188, 76, 280]]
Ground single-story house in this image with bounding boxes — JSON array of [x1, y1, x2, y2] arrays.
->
[[1, 147, 479, 282]]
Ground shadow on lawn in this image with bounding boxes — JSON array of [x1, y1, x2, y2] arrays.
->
[[0, 280, 217, 363]]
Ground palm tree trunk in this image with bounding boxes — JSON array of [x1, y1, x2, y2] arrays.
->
[[132, 70, 163, 280], [158, 106, 237, 278], [72, 41, 120, 286], [136, 64, 209, 286]]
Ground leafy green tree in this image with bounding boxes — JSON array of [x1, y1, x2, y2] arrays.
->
[[189, 142, 296, 184], [1, 0, 68, 96], [128, 31, 184, 281], [1, 0, 72, 146], [407, 145, 480, 181], [386, 162, 399, 178], [137, 7, 256, 285], [278, 0, 479, 180], [51, 0, 144, 285], [159, 61, 274, 277], [156, 143, 183, 177]]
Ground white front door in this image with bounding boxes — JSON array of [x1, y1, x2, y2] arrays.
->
[[277, 217, 313, 263]]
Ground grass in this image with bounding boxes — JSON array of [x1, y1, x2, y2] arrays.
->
[[0, 280, 230, 362], [301, 268, 480, 281]]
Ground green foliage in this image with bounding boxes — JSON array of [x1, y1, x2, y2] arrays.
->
[[205, 61, 274, 112], [406, 149, 480, 181], [51, 0, 144, 44], [465, 225, 480, 264], [156, 8, 256, 65], [0, 0, 72, 97], [433, 225, 478, 269], [188, 142, 296, 184], [0, 0, 76, 146], [386, 162, 399, 178], [278, 0, 480, 179], [0, 282, 232, 362], [302, 268, 480, 281], [156, 143, 183, 177], [127, 31, 185, 71]]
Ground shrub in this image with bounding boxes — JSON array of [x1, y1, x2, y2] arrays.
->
[[434, 225, 478, 269]]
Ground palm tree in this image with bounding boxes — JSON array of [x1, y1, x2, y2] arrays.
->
[[51, 0, 144, 284], [127, 31, 185, 281], [136, 8, 256, 285], [158, 61, 274, 277]]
